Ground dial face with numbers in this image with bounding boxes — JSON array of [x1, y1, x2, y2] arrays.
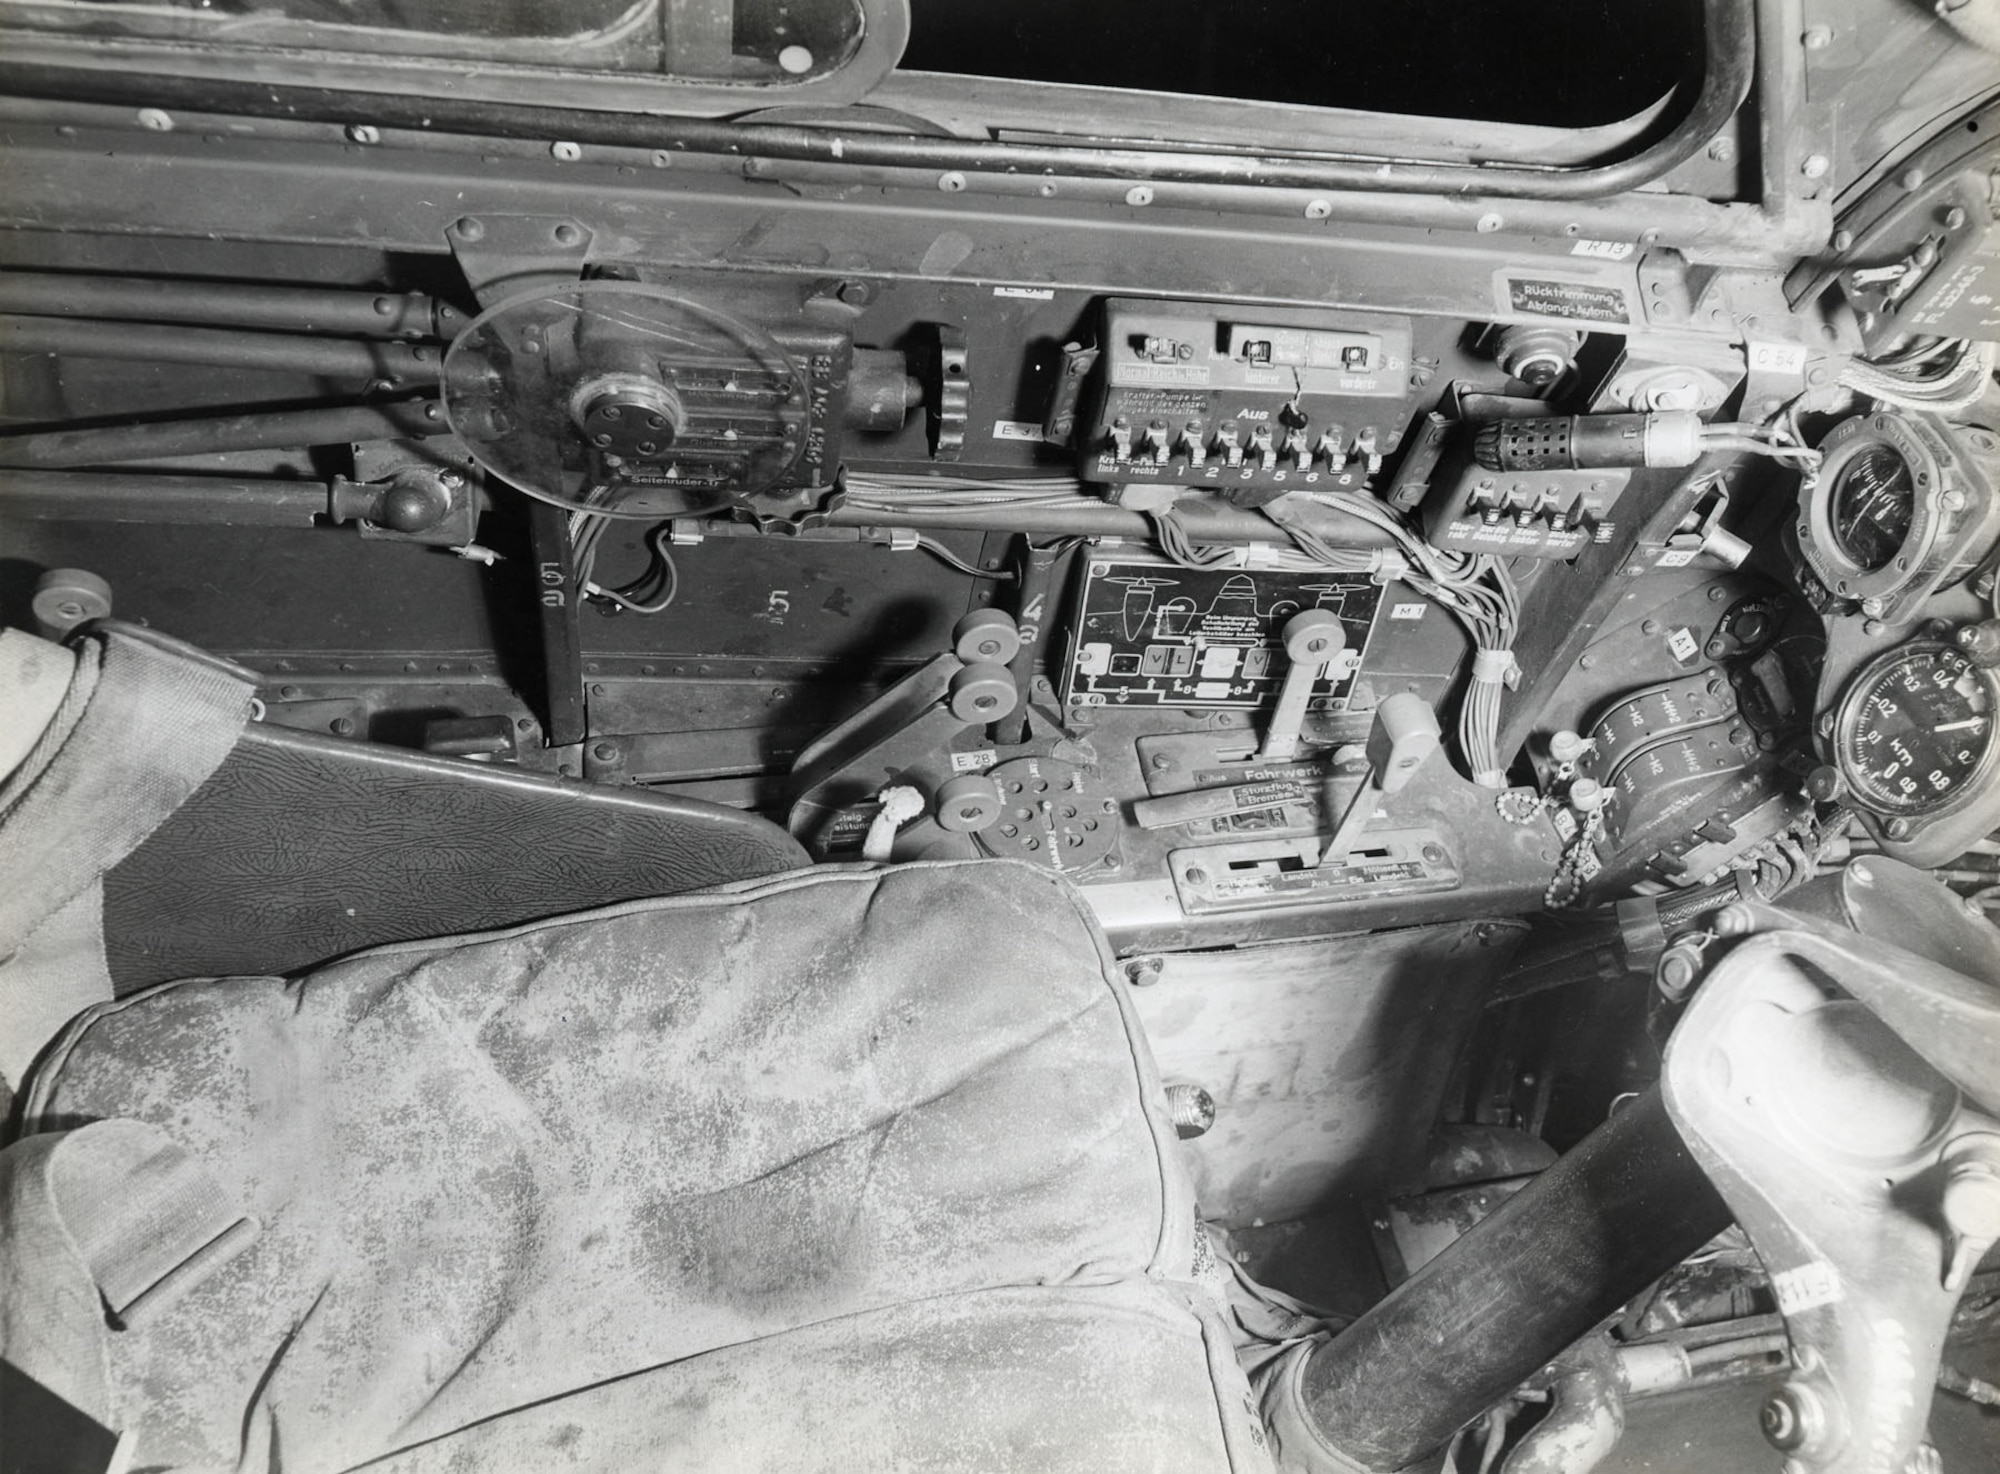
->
[[1836, 643, 1998, 817]]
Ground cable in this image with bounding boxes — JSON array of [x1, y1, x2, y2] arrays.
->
[[911, 533, 1016, 580], [572, 516, 680, 614]]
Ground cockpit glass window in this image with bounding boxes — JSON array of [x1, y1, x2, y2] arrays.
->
[[0, 0, 869, 83], [899, 0, 1701, 128]]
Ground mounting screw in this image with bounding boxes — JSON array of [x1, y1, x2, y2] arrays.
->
[[346, 124, 381, 145], [1123, 956, 1164, 987], [551, 140, 583, 162], [1898, 166, 1926, 191], [1802, 26, 1832, 49], [330, 716, 357, 737], [551, 222, 584, 246], [1885, 817, 1914, 840], [1945, 205, 1971, 230], [453, 216, 486, 241], [1706, 137, 1735, 162], [1801, 155, 1830, 180], [591, 742, 620, 762]]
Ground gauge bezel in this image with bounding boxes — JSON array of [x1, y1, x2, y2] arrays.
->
[[1832, 639, 2000, 820], [1800, 413, 1946, 606]]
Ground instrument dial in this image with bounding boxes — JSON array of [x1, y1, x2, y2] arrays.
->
[[1835, 643, 1998, 817], [1829, 442, 1916, 573]]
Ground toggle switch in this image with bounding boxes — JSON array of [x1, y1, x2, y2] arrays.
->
[[1317, 693, 1442, 867], [1260, 609, 1347, 762]]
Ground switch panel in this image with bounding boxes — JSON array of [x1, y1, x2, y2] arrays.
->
[[1421, 451, 1631, 560], [1080, 299, 1417, 508]]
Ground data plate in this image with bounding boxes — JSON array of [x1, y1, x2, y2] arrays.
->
[[1065, 556, 1382, 711], [1169, 829, 1459, 914]]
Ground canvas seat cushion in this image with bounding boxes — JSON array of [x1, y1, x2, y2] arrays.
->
[[8, 859, 1272, 1473]]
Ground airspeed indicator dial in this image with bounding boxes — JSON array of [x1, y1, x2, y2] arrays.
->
[[1835, 643, 1999, 818]]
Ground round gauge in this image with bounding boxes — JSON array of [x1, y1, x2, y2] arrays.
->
[[442, 280, 810, 518], [1835, 642, 1999, 818], [1795, 412, 1965, 615], [1828, 441, 1916, 573]]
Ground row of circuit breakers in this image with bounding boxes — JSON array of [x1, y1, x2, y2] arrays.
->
[[1067, 299, 1676, 561]]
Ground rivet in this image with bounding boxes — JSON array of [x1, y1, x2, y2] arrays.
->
[[551, 140, 583, 162], [346, 124, 381, 145], [136, 107, 174, 132], [1126, 185, 1155, 207]]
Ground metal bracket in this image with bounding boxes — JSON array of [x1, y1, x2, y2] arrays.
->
[[445, 215, 597, 305]]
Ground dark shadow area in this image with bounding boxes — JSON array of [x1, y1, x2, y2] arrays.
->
[[903, 0, 1702, 130]]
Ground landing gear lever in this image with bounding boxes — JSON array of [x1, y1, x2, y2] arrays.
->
[[1317, 693, 1441, 868]]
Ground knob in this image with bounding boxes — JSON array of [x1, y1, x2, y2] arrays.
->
[[947, 663, 1018, 723], [31, 567, 113, 636], [952, 608, 1021, 665], [935, 773, 1006, 833]]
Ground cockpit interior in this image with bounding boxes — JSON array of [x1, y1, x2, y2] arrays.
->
[[2, 2, 1998, 1471]]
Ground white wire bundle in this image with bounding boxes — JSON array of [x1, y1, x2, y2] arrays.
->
[[840, 471, 1090, 515], [1839, 337, 1997, 414], [1699, 421, 1823, 468]]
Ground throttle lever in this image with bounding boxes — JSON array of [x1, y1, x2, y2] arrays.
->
[[1260, 609, 1345, 762]]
